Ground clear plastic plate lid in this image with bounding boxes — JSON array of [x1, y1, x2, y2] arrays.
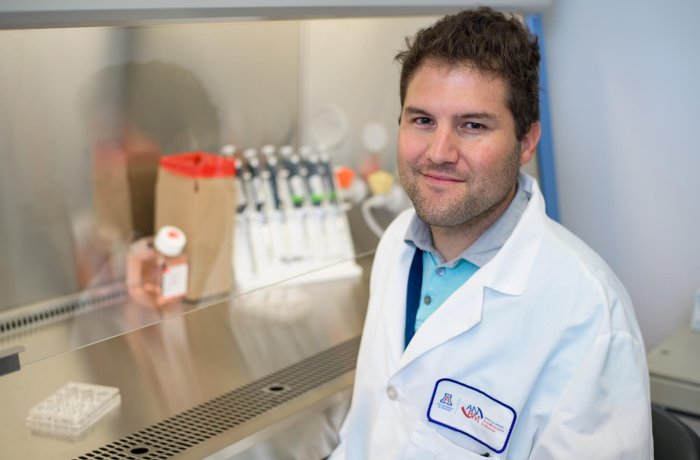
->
[[26, 382, 121, 439]]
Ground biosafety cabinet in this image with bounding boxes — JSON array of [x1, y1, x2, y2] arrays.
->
[[0, 1, 551, 458]]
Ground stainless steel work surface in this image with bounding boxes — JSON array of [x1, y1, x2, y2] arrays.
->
[[0, 255, 370, 459]]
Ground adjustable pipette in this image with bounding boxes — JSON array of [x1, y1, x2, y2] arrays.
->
[[261, 156, 282, 212], [319, 152, 338, 205], [305, 154, 326, 207], [286, 154, 307, 208], [231, 157, 258, 278], [233, 158, 248, 214]]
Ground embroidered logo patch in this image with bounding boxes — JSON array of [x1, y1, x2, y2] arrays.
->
[[427, 378, 516, 454]]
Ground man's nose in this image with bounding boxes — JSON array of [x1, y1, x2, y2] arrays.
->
[[426, 125, 459, 164]]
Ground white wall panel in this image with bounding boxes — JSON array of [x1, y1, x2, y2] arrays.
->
[[543, 0, 700, 349]]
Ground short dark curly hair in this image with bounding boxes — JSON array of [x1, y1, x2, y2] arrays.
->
[[395, 7, 540, 141]]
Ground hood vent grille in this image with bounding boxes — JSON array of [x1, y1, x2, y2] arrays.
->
[[0, 286, 127, 337], [75, 336, 360, 460]]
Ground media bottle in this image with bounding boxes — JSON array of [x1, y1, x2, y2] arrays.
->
[[127, 225, 189, 307]]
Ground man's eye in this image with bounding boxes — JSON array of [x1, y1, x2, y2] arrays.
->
[[463, 122, 485, 130], [415, 117, 433, 126]]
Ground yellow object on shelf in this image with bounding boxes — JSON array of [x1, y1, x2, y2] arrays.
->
[[367, 170, 394, 195]]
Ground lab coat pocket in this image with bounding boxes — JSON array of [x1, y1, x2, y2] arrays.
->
[[404, 420, 498, 460]]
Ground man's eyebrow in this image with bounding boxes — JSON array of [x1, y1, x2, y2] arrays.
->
[[403, 106, 432, 116], [456, 112, 498, 120], [403, 106, 498, 120]]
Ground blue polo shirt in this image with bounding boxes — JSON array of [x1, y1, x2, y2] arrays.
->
[[404, 176, 531, 333]]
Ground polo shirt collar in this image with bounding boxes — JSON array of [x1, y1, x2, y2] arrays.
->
[[404, 173, 531, 268]]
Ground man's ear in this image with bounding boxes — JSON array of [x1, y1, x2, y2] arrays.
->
[[519, 121, 541, 165]]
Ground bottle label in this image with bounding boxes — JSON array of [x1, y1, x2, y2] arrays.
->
[[162, 263, 188, 299]]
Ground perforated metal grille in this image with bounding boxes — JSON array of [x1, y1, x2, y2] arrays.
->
[[0, 286, 128, 336], [75, 336, 360, 460]]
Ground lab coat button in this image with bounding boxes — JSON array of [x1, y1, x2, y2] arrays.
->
[[436, 267, 446, 276], [386, 386, 398, 400], [424, 295, 432, 305]]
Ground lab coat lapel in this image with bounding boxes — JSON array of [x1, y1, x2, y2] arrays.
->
[[382, 243, 415, 367], [398, 266, 485, 368]]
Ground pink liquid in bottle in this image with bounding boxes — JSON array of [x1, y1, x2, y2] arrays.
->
[[127, 225, 188, 308]]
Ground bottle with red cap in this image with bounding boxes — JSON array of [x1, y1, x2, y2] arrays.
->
[[127, 225, 189, 308]]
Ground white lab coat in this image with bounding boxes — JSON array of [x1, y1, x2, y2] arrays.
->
[[331, 174, 652, 460]]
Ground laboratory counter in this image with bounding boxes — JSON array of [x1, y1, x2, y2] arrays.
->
[[0, 254, 373, 460], [4, 250, 700, 459]]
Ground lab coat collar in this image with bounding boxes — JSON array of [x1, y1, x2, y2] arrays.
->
[[396, 174, 546, 368], [479, 174, 545, 296]]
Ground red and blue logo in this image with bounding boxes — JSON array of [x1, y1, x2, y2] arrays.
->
[[461, 404, 484, 423]]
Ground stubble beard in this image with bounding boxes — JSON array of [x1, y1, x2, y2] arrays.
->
[[398, 144, 522, 229]]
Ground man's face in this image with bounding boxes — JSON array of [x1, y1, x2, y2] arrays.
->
[[397, 60, 537, 229]]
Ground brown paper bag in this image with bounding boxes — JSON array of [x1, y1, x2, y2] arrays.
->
[[155, 152, 235, 301]]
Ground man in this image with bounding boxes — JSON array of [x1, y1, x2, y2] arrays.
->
[[331, 7, 652, 459]]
